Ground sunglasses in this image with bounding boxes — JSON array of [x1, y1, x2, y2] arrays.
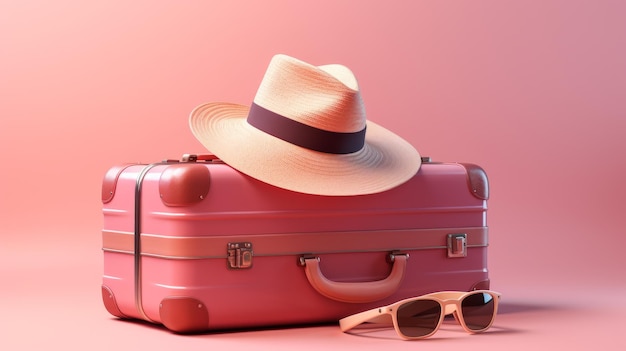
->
[[339, 290, 501, 340]]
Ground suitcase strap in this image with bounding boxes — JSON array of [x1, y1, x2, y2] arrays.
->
[[103, 227, 487, 259]]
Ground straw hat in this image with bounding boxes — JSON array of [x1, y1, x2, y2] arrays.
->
[[189, 54, 420, 196]]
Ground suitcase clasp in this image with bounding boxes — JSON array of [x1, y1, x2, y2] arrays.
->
[[447, 233, 467, 258], [227, 242, 253, 269]]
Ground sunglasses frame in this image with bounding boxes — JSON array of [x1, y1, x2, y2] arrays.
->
[[339, 290, 501, 340]]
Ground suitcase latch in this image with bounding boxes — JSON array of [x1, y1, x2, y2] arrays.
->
[[227, 242, 253, 269], [447, 233, 467, 258]]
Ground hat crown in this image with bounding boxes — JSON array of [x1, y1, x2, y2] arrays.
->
[[252, 54, 366, 133]]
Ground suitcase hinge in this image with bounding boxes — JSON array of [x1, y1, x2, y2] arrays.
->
[[227, 242, 253, 269], [447, 233, 467, 258]]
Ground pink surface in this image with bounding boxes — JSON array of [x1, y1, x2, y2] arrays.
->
[[1, 0, 624, 349]]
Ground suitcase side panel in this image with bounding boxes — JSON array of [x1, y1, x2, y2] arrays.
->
[[139, 162, 487, 237]]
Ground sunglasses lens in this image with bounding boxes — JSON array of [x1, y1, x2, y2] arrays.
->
[[461, 292, 497, 331], [396, 299, 442, 338]]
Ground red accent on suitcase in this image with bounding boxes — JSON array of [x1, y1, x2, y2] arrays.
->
[[101, 164, 135, 204], [461, 163, 489, 200], [159, 297, 209, 333], [158, 164, 211, 206], [101, 285, 126, 318], [101, 155, 490, 332]]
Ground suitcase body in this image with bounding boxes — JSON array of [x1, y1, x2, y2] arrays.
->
[[101, 155, 490, 333]]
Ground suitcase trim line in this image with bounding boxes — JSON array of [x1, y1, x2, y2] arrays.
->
[[102, 227, 488, 260], [147, 205, 487, 221]]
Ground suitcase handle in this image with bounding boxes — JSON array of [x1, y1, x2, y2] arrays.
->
[[300, 253, 408, 303], [162, 154, 220, 163], [181, 154, 219, 162]]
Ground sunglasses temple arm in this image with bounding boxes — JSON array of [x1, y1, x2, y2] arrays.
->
[[339, 308, 389, 332]]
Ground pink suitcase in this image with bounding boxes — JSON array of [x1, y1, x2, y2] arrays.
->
[[101, 154, 490, 333]]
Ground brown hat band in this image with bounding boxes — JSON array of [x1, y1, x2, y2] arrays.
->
[[246, 103, 366, 154]]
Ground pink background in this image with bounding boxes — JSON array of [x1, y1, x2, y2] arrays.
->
[[1, 1, 624, 349]]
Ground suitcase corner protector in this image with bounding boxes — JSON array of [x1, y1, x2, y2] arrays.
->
[[101, 285, 126, 318], [159, 296, 210, 333]]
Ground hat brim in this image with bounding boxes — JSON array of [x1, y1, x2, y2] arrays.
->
[[189, 102, 421, 196]]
